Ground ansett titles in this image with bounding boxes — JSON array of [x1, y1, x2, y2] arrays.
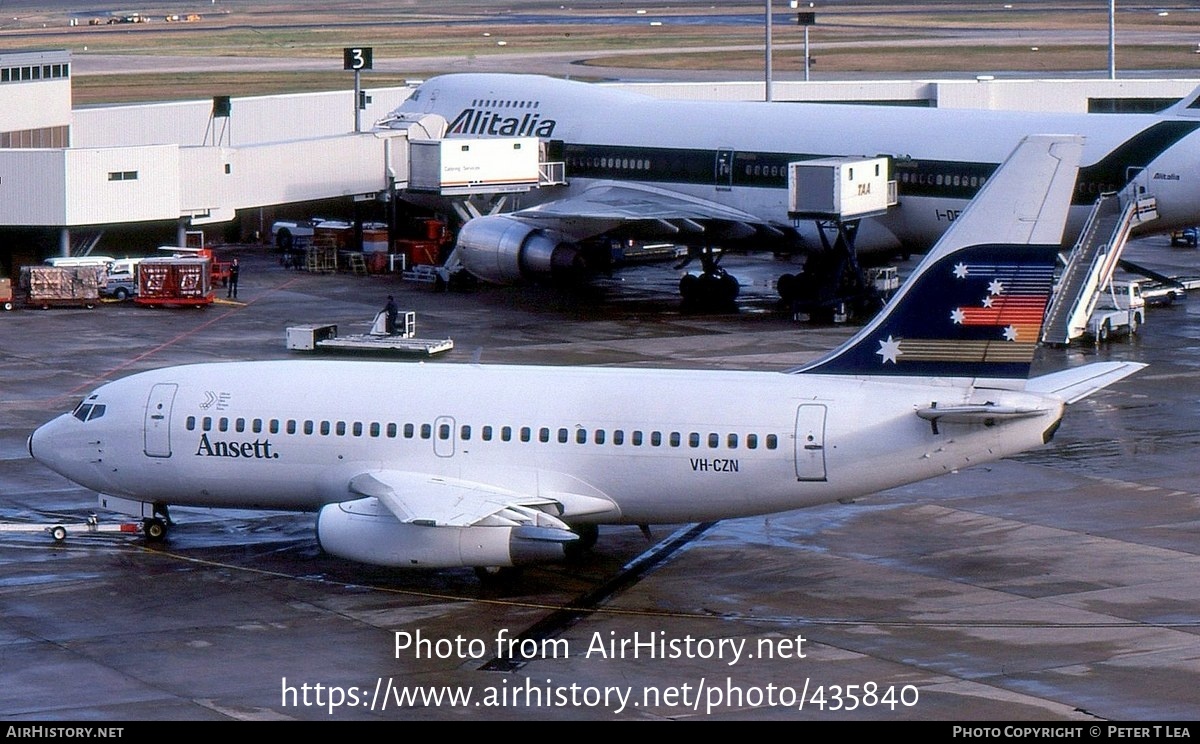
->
[[448, 107, 556, 137], [195, 433, 279, 459]]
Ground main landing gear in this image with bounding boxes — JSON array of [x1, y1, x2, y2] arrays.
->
[[678, 247, 740, 311], [777, 219, 882, 323]]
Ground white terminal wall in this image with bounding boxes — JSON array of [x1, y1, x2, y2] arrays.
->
[[5, 78, 72, 132], [621, 78, 1200, 112], [73, 88, 416, 147]]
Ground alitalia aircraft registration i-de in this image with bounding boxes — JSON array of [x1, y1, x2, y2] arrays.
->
[[29, 135, 1144, 575], [386, 73, 1200, 303]]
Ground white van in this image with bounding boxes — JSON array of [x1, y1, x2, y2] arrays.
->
[[44, 256, 116, 269]]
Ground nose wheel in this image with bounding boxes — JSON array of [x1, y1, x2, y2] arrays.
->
[[142, 518, 168, 542]]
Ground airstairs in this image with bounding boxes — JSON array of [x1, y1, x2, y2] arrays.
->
[[1040, 192, 1145, 346]]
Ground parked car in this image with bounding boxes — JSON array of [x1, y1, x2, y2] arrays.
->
[[1170, 227, 1197, 248]]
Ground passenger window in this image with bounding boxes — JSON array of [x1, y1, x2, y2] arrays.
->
[[594, 430, 605, 445], [461, 425, 471, 440], [650, 431, 662, 447], [369, 422, 380, 437], [688, 433, 700, 448], [203, 417, 213, 432], [286, 420, 297, 435], [404, 423, 415, 438], [520, 427, 531, 443], [320, 421, 331, 436], [386, 423, 397, 438], [186, 415, 196, 430], [708, 433, 719, 448], [252, 419, 262, 434], [482, 426, 493, 441], [558, 428, 569, 444], [303, 421, 314, 435], [632, 431, 643, 446], [613, 430, 624, 445], [576, 429, 587, 444], [420, 424, 431, 439], [727, 433, 738, 449], [539, 427, 550, 443], [670, 432, 681, 447], [335, 421, 345, 436], [438, 423, 450, 440], [218, 418, 229, 432], [270, 419, 280, 434], [501, 426, 512, 442], [766, 434, 778, 450], [747, 434, 758, 449]]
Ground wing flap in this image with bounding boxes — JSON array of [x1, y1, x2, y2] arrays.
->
[[348, 471, 569, 529], [513, 181, 797, 245]]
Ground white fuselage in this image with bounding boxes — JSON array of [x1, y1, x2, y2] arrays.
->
[[397, 74, 1200, 252], [29, 360, 1062, 524]]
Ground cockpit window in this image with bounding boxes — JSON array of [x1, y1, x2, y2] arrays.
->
[[71, 402, 106, 422]]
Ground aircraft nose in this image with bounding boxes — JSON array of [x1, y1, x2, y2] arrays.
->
[[29, 415, 68, 471]]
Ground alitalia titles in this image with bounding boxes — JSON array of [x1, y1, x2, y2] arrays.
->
[[448, 108, 557, 137]]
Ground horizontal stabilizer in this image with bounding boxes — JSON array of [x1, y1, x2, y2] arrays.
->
[[1025, 361, 1147, 404]]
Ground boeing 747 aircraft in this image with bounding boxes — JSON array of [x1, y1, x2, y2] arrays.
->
[[29, 136, 1144, 575], [388, 73, 1200, 305]]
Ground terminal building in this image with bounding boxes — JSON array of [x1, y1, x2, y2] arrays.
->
[[2, 48, 1198, 277]]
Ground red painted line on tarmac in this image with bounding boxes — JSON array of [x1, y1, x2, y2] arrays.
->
[[48, 275, 305, 405]]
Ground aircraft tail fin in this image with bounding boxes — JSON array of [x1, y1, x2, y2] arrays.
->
[[794, 134, 1084, 380]]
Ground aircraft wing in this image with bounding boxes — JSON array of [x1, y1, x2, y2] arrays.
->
[[512, 181, 794, 245], [1025, 361, 1148, 404], [348, 471, 574, 530]]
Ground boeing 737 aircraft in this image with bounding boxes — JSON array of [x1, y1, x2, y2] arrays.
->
[[388, 73, 1200, 304], [29, 136, 1144, 575]]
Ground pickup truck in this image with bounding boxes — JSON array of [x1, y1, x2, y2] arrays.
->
[[1087, 279, 1146, 343]]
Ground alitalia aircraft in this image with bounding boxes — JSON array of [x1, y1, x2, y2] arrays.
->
[[389, 73, 1200, 303], [29, 135, 1143, 574]]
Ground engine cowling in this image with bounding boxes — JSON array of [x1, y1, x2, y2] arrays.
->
[[316, 498, 577, 568], [455, 215, 581, 284]]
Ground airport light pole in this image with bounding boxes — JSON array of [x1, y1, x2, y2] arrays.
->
[[765, 0, 773, 101], [1108, 0, 1116, 79], [793, 2, 815, 82]]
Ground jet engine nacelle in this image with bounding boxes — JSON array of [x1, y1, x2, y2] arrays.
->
[[316, 498, 576, 568], [455, 215, 581, 284]]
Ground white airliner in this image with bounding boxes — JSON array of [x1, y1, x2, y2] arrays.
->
[[389, 73, 1200, 301], [29, 135, 1144, 573]]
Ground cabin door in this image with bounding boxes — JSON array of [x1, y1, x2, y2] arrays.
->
[[714, 148, 735, 191], [144, 383, 178, 458], [794, 404, 827, 481]]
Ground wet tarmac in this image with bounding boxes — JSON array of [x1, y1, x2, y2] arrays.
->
[[1, 237, 1197, 721]]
